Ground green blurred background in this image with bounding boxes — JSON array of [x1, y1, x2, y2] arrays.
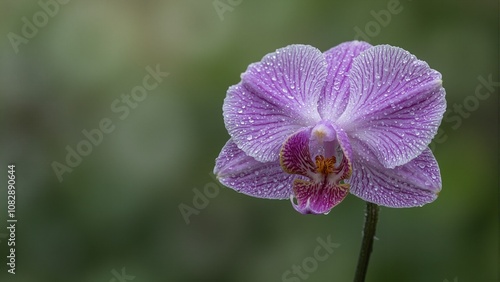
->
[[0, 0, 498, 281]]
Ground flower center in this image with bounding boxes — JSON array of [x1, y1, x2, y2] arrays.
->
[[279, 128, 353, 214], [315, 155, 336, 175]]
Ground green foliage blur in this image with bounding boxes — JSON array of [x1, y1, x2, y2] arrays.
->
[[0, 0, 497, 281]]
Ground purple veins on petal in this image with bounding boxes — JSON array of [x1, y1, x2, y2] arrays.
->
[[279, 129, 316, 178], [215, 139, 294, 199], [223, 83, 304, 163], [318, 40, 372, 121], [292, 179, 349, 215], [348, 147, 441, 208], [337, 45, 446, 169], [223, 45, 326, 163]]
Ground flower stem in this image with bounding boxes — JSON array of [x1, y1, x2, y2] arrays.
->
[[354, 202, 380, 282]]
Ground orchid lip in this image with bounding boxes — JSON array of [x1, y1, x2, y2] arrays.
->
[[280, 126, 352, 214]]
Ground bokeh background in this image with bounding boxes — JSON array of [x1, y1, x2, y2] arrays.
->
[[0, 0, 498, 281]]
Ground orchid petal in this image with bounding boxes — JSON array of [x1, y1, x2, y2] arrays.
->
[[318, 41, 372, 121], [292, 179, 349, 215], [279, 128, 316, 178], [348, 147, 441, 207], [214, 140, 294, 199], [338, 45, 446, 168], [224, 45, 326, 162], [334, 127, 354, 181]]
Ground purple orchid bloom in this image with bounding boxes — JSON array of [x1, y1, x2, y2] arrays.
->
[[214, 41, 446, 215]]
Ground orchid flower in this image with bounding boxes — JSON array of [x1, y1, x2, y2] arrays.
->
[[214, 41, 446, 215]]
